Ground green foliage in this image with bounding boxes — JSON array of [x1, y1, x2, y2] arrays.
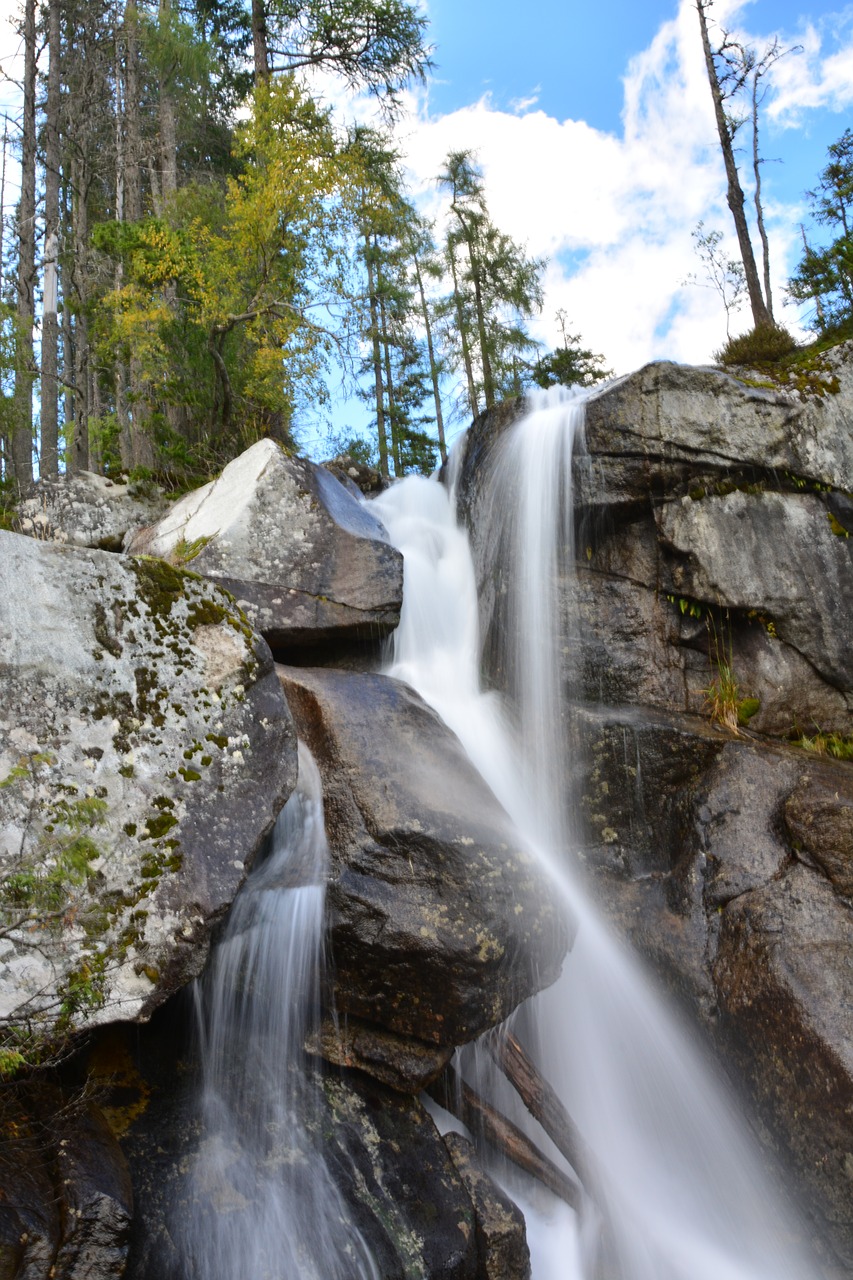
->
[[91, 77, 358, 481], [532, 312, 611, 389], [715, 324, 798, 367], [701, 614, 760, 734], [795, 730, 853, 760], [789, 129, 853, 334]]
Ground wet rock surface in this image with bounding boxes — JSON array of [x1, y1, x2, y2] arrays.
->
[[457, 350, 853, 1270], [0, 1085, 132, 1280], [0, 530, 296, 1041], [127, 439, 403, 656], [443, 1133, 532, 1280], [278, 666, 570, 1058], [14, 471, 168, 552], [105, 1010, 481, 1280]]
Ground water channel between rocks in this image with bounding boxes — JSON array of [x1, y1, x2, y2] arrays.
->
[[183, 387, 825, 1280]]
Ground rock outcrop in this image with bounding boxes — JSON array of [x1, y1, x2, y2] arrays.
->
[[0, 530, 296, 1043], [456, 346, 853, 1271], [127, 439, 403, 657], [15, 471, 168, 551], [278, 666, 570, 1078]]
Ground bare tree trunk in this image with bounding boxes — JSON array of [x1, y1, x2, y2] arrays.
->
[[251, 0, 270, 82], [413, 255, 446, 462], [158, 0, 177, 202], [12, 0, 37, 487], [379, 288, 401, 476], [41, 0, 62, 477], [751, 74, 774, 323], [124, 0, 142, 222], [365, 237, 389, 477], [696, 0, 772, 330], [70, 156, 89, 473]]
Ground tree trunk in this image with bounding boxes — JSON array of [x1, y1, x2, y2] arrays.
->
[[70, 155, 89, 473], [448, 244, 478, 420], [41, 0, 62, 478], [251, 0, 270, 82], [12, 0, 37, 487], [413, 256, 446, 462], [378, 288, 401, 476], [158, 0, 178, 202], [124, 0, 143, 222], [365, 236, 389, 477], [697, 0, 772, 330], [751, 74, 774, 323]]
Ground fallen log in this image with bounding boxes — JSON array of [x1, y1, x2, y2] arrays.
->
[[486, 1029, 598, 1196], [426, 1064, 583, 1212]]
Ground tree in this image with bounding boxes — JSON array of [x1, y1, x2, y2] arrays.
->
[[11, 0, 37, 487], [249, 0, 431, 103], [684, 221, 747, 338], [789, 129, 853, 332], [437, 150, 544, 419], [695, 0, 773, 331], [532, 312, 611, 390]]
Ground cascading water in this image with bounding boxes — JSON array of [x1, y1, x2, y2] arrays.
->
[[372, 387, 824, 1280], [177, 741, 378, 1280]]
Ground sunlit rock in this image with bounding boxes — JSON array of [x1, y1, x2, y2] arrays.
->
[[127, 439, 403, 655], [0, 530, 296, 1044]]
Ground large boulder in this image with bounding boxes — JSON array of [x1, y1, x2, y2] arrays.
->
[[0, 530, 296, 1048], [127, 440, 403, 657], [278, 666, 569, 1062], [14, 471, 168, 551]]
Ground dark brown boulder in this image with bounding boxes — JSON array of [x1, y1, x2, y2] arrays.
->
[[278, 666, 570, 1055]]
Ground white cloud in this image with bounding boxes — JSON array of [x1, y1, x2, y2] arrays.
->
[[390, 0, 846, 376]]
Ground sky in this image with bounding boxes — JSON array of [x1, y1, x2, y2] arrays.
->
[[1, 0, 852, 453]]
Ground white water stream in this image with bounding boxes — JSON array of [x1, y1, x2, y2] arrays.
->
[[372, 388, 823, 1280]]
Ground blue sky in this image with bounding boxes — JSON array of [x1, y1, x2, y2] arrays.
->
[[2, 0, 852, 454]]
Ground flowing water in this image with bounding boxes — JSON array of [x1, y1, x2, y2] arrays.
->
[[372, 387, 823, 1280], [179, 387, 823, 1280], [178, 741, 378, 1280]]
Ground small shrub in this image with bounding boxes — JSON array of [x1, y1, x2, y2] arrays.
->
[[715, 324, 798, 368]]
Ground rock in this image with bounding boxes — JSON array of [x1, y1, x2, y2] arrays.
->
[[572, 702, 853, 1269], [581, 357, 852, 498], [323, 453, 389, 496], [126, 439, 403, 656], [443, 1133, 532, 1280], [714, 864, 853, 1269], [278, 666, 569, 1054], [785, 775, 853, 900], [0, 530, 296, 1046], [306, 1014, 453, 1093], [52, 1102, 134, 1279], [0, 1087, 132, 1280], [14, 472, 167, 551], [110, 1011, 479, 1280], [658, 490, 853, 698]]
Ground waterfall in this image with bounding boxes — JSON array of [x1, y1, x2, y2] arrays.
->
[[371, 388, 823, 1280], [177, 741, 378, 1280]]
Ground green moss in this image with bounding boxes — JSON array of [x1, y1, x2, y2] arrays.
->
[[178, 767, 202, 782], [206, 732, 228, 749], [142, 812, 178, 841], [828, 511, 851, 537]]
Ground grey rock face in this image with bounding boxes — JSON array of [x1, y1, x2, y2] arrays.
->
[[15, 471, 168, 551], [278, 666, 569, 1058], [456, 353, 853, 1270], [574, 704, 853, 1270], [659, 490, 853, 696], [0, 530, 296, 1042], [127, 439, 403, 654]]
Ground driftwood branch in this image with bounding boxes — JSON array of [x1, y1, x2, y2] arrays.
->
[[426, 1065, 582, 1212], [485, 1030, 599, 1197]]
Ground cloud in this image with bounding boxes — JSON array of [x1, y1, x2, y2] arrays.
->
[[389, 0, 850, 376]]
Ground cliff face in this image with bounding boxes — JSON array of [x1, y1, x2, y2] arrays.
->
[[458, 345, 853, 1273]]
